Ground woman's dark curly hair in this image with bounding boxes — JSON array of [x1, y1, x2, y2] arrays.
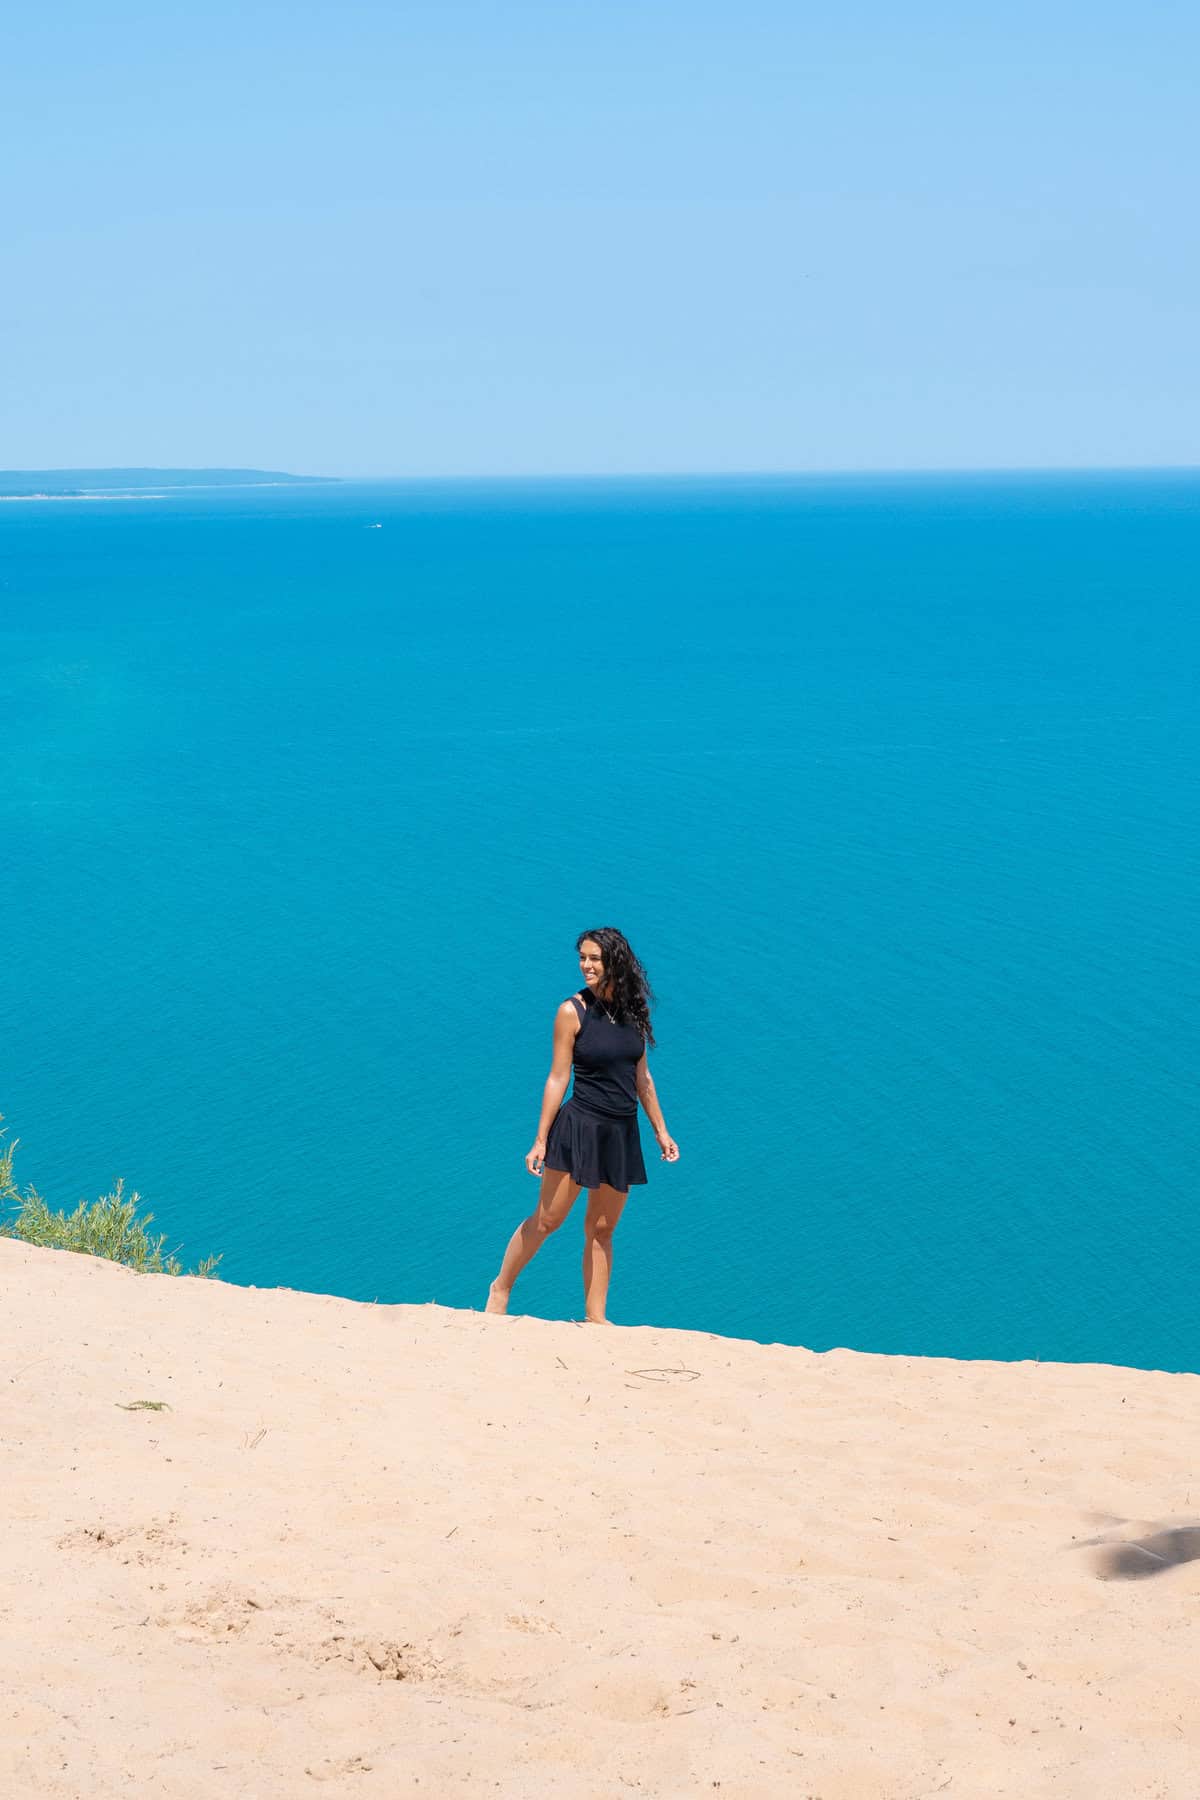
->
[[576, 927, 656, 1047]]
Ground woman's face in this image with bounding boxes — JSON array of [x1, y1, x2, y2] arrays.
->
[[578, 939, 605, 991]]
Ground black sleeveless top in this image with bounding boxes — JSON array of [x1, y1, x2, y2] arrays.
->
[[567, 991, 644, 1118]]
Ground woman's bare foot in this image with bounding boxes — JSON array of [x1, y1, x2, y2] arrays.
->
[[485, 1281, 511, 1315]]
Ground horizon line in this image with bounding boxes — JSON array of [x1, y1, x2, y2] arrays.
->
[[339, 462, 1200, 482], [5, 461, 1199, 484]]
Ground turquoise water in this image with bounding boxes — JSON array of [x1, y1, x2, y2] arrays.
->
[[3, 474, 1197, 1369]]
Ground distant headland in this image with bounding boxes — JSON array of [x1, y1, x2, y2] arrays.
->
[[0, 467, 338, 498]]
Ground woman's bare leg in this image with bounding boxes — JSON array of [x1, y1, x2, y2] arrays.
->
[[582, 1184, 628, 1323], [486, 1168, 582, 1313]]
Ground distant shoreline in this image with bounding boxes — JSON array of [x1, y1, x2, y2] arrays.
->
[[0, 483, 330, 502], [0, 492, 167, 503], [0, 467, 337, 500]]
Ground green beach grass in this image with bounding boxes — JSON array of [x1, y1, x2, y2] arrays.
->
[[0, 1120, 220, 1278]]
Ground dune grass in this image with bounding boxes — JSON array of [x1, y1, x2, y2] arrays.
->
[[0, 1119, 220, 1278]]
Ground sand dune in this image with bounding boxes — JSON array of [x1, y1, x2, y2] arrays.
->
[[4, 1237, 1200, 1798]]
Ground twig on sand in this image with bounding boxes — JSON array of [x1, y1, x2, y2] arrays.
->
[[626, 1367, 701, 1383], [9, 1357, 52, 1384], [243, 1426, 268, 1450]]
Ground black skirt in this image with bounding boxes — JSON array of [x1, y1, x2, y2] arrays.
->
[[544, 1099, 648, 1190]]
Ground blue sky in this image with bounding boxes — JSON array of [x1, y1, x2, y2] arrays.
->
[[5, 1, 1196, 475]]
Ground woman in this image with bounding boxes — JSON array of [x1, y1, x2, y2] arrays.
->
[[486, 927, 679, 1323]]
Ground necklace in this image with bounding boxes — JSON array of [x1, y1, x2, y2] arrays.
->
[[594, 993, 618, 1026]]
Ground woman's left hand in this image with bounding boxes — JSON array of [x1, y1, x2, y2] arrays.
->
[[657, 1133, 680, 1162]]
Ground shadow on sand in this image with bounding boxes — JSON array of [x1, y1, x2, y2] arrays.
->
[[1084, 1522, 1200, 1580]]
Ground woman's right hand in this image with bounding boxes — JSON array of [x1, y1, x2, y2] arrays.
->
[[525, 1139, 547, 1176]]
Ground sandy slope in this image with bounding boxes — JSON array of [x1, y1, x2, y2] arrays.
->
[[4, 1238, 1200, 1799]]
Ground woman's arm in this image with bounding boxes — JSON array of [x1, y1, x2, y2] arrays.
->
[[526, 1002, 581, 1175], [636, 1055, 680, 1162]]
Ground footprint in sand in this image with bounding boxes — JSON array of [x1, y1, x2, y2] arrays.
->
[[161, 1587, 266, 1642], [58, 1516, 182, 1565]]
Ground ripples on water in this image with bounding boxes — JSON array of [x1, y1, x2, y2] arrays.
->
[[3, 474, 1197, 1369]]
